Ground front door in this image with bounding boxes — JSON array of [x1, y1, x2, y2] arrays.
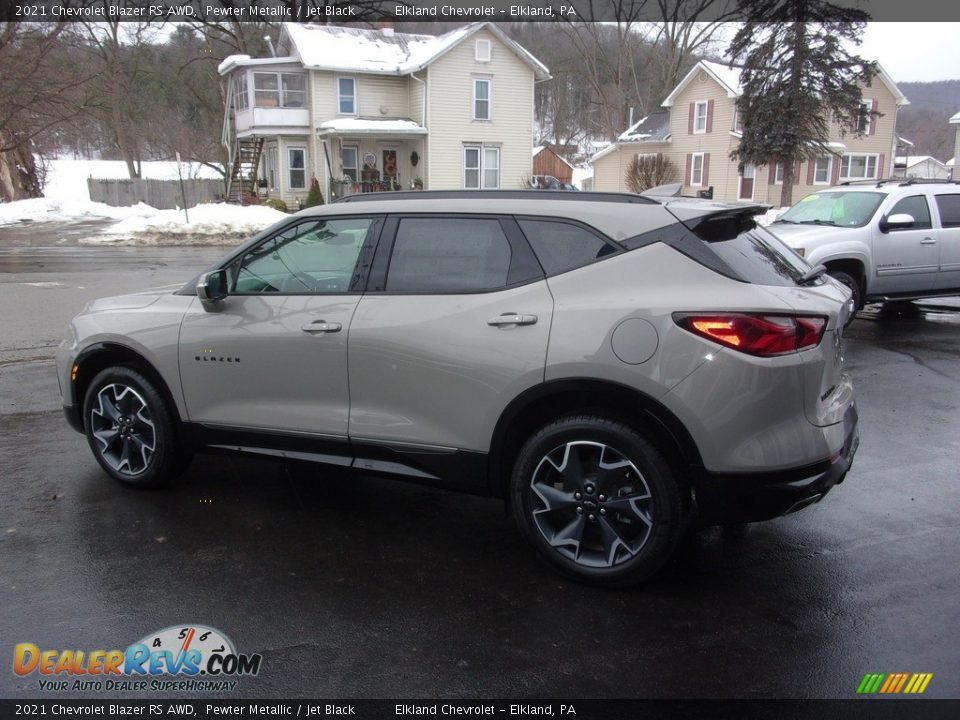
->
[[933, 192, 960, 290], [348, 215, 552, 456], [739, 164, 755, 200], [179, 215, 380, 436], [872, 193, 938, 295]]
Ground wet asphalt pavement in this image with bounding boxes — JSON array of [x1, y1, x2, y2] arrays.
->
[[0, 239, 958, 700]]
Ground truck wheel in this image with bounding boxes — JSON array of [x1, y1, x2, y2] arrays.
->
[[828, 270, 862, 326]]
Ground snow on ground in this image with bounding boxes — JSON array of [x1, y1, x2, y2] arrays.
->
[[571, 166, 593, 191], [1, 158, 285, 245], [756, 207, 788, 226], [80, 203, 288, 246]]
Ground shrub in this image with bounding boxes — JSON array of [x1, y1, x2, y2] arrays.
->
[[304, 176, 324, 207], [265, 198, 288, 212], [625, 155, 677, 193]]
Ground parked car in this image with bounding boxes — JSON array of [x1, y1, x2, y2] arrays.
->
[[530, 175, 578, 191], [57, 191, 858, 587], [769, 179, 960, 314]]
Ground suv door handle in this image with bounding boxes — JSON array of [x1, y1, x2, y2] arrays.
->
[[488, 313, 538, 327], [301, 320, 342, 334], [920, 237, 937, 245]]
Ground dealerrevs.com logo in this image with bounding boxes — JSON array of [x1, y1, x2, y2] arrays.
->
[[13, 624, 262, 692]]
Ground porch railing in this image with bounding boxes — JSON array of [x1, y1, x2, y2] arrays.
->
[[330, 178, 409, 200]]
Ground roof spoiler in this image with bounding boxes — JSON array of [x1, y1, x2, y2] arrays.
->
[[664, 202, 772, 242]]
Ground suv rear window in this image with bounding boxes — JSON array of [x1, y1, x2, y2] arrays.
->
[[702, 224, 810, 287], [517, 218, 618, 276], [935, 194, 960, 228]]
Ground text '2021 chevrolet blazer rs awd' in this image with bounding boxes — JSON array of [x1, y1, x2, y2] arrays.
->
[[57, 191, 859, 586]]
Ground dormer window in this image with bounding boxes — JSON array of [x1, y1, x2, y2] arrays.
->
[[475, 39, 491, 62], [694, 100, 708, 134]]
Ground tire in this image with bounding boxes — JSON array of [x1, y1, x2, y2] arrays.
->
[[828, 270, 862, 326], [510, 415, 686, 587], [82, 366, 189, 489]]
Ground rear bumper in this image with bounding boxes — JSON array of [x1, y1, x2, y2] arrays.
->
[[694, 405, 859, 525]]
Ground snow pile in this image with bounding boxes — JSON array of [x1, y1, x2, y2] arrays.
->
[[82, 203, 288, 246], [0, 197, 158, 226], [756, 207, 789, 226]]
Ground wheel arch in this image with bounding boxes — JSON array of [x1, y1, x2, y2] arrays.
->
[[72, 343, 184, 432], [488, 378, 704, 503]]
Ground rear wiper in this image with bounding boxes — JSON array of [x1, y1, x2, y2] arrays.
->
[[797, 219, 838, 226], [798, 264, 827, 285]]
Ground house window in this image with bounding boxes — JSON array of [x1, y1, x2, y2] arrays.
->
[[475, 39, 491, 62], [288, 147, 306, 189], [280, 73, 306, 108], [694, 100, 708, 134], [341, 145, 359, 182], [464, 145, 499, 189], [840, 154, 879, 181], [857, 100, 872, 134], [254, 73, 279, 107], [775, 162, 785, 184], [733, 107, 742, 133], [234, 73, 248, 110], [690, 152, 705, 186], [338, 77, 356, 115], [814, 156, 832, 185], [473, 79, 491, 121]]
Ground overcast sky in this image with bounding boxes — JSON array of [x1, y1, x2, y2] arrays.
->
[[859, 23, 960, 82]]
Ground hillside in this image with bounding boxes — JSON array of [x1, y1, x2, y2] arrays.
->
[[895, 80, 960, 162]]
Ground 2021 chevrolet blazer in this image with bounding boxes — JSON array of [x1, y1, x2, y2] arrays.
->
[[57, 191, 859, 586]]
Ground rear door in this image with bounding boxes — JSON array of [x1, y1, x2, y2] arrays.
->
[[933, 192, 960, 290], [871, 193, 938, 294], [347, 215, 551, 454]]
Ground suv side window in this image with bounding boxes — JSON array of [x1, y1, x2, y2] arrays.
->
[[385, 217, 534, 293], [234, 217, 373, 294], [517, 218, 619, 276], [887, 195, 932, 230], [934, 194, 960, 228]]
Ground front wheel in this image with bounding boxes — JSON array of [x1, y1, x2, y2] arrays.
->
[[82, 366, 189, 489], [510, 415, 686, 587], [827, 270, 862, 327]]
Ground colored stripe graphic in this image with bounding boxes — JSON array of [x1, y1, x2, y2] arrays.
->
[[857, 673, 933, 694]]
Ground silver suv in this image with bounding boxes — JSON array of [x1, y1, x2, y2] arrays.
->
[[57, 191, 859, 586], [769, 179, 960, 313]]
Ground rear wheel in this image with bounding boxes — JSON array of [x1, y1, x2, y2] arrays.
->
[[510, 415, 685, 587], [83, 366, 189, 489]]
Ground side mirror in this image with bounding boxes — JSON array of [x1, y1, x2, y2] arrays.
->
[[880, 213, 915, 232], [197, 269, 228, 303]]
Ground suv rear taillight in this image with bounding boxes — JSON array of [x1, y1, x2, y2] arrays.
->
[[673, 313, 827, 357]]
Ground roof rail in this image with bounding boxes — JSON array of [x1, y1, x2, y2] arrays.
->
[[839, 178, 960, 188], [332, 190, 660, 205]]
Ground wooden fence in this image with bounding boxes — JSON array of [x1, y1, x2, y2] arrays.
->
[[87, 178, 225, 209]]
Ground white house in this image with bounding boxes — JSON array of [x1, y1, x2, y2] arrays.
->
[[218, 23, 550, 206], [893, 155, 950, 179]]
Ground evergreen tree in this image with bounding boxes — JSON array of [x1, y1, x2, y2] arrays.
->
[[304, 176, 324, 208], [728, 0, 876, 206]]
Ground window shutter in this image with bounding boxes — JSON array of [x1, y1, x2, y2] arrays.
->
[[702, 153, 710, 185], [706, 99, 714, 133], [688, 103, 695, 135], [685, 153, 692, 185], [793, 160, 801, 185], [768, 162, 776, 185], [869, 99, 877, 135], [831, 156, 841, 185], [879, 153, 886, 178], [806, 159, 815, 185]]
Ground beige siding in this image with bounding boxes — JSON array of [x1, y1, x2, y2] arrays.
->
[[426, 29, 534, 190], [954, 126, 960, 171], [309, 70, 409, 120], [591, 143, 673, 192]]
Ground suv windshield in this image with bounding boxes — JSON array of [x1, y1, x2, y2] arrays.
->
[[776, 191, 885, 228]]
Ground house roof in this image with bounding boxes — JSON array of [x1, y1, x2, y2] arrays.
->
[[316, 118, 427, 136], [947, 157, 955, 167], [618, 111, 671, 142], [275, 22, 549, 80], [950, 111, 960, 124], [217, 54, 300, 75], [662, 59, 909, 108], [894, 155, 946, 168]]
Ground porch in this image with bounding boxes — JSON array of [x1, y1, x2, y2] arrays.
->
[[317, 118, 428, 201]]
